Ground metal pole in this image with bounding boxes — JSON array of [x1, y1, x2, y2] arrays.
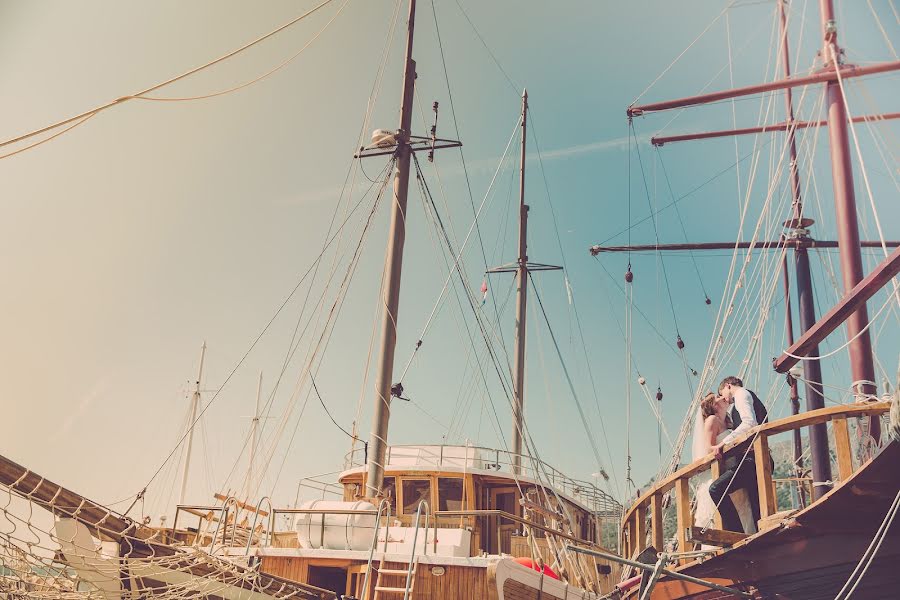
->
[[179, 341, 206, 505], [564, 546, 752, 599], [366, 0, 417, 497], [778, 0, 825, 502], [819, 0, 879, 442], [512, 89, 529, 474]]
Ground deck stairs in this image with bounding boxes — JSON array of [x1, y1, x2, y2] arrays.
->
[[372, 556, 419, 599]]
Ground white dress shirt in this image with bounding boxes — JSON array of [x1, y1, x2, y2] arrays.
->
[[722, 387, 757, 445]]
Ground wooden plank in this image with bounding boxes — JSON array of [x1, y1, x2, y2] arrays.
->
[[754, 435, 776, 519], [625, 515, 636, 558], [833, 417, 854, 481], [628, 60, 900, 116], [650, 493, 664, 552], [634, 504, 648, 553], [675, 478, 692, 561], [774, 246, 900, 372], [213, 492, 270, 516], [686, 526, 748, 547], [709, 459, 723, 530]]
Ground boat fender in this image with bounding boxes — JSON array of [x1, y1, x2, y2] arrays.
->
[[513, 557, 559, 580]]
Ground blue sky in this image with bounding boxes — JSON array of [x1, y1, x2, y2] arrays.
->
[[1, 0, 897, 518]]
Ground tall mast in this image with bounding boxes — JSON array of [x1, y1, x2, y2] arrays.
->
[[365, 0, 417, 497], [512, 90, 529, 474], [248, 371, 263, 494], [179, 341, 206, 505], [819, 0, 880, 443], [778, 0, 831, 499], [486, 92, 560, 474]]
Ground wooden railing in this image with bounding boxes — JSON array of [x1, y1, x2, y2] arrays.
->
[[620, 402, 890, 561]]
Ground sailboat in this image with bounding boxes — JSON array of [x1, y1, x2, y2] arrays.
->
[[0, 1, 623, 598], [587, 1, 900, 598]]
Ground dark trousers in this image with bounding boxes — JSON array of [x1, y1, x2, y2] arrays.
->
[[708, 455, 760, 532]]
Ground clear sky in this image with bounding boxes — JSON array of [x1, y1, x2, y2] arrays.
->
[[1, 0, 897, 521]]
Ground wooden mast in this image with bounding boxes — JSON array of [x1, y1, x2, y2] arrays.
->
[[819, 0, 880, 444], [485, 92, 561, 474], [365, 0, 417, 497], [248, 371, 263, 494], [777, 0, 831, 499], [179, 341, 206, 505], [511, 90, 529, 474]]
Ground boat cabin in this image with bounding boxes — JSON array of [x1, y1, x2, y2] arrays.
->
[[337, 444, 620, 556]]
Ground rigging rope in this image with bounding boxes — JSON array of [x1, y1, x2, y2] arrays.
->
[[529, 109, 622, 498], [834, 488, 900, 599], [656, 149, 711, 303], [396, 116, 521, 383], [451, 0, 519, 94], [631, 122, 682, 339], [596, 140, 772, 247], [630, 1, 738, 106], [0, 0, 339, 158], [530, 273, 612, 485], [134, 0, 351, 102], [430, 0, 491, 273]]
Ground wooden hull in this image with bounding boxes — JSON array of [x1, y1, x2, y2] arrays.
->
[[259, 552, 610, 599], [647, 440, 900, 599]]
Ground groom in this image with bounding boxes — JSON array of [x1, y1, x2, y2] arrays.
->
[[709, 376, 769, 532]]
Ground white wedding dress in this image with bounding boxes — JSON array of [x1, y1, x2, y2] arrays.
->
[[693, 431, 756, 545]]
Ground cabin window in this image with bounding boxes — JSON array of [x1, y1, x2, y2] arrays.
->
[[383, 476, 397, 515], [438, 478, 464, 511], [402, 479, 431, 514]]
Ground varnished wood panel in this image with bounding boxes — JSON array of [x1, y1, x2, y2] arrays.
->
[[634, 504, 647, 553], [675, 477, 692, 563], [261, 556, 491, 600], [832, 417, 854, 481], [753, 435, 776, 519], [650, 493, 664, 551]]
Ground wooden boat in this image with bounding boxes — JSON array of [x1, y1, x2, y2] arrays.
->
[[599, 0, 900, 597], [617, 403, 898, 599], [0, 442, 621, 599], [254, 443, 622, 598], [0, 2, 625, 598]]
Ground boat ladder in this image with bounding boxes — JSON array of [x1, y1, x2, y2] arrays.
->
[[373, 500, 429, 600]]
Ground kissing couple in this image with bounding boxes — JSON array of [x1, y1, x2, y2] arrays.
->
[[693, 376, 770, 535]]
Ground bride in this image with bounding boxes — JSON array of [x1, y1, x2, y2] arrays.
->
[[692, 393, 756, 541]]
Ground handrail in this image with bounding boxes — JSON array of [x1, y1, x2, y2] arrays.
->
[[342, 444, 620, 513], [619, 402, 890, 559], [244, 496, 273, 555], [404, 500, 429, 600], [565, 545, 753, 599], [361, 499, 391, 600], [621, 402, 889, 528], [211, 496, 239, 553]]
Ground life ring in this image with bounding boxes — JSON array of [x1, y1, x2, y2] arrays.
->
[[513, 557, 559, 580]]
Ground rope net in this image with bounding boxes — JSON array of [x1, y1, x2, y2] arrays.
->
[[0, 457, 329, 600]]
